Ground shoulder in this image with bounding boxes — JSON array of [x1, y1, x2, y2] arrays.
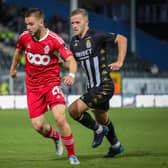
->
[[91, 29, 117, 42], [87, 29, 107, 40], [91, 29, 112, 37], [71, 35, 78, 42], [48, 30, 64, 44], [88, 29, 102, 36], [19, 31, 30, 40]]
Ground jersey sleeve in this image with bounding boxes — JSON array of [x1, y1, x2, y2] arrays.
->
[[52, 33, 73, 60], [97, 31, 117, 43], [16, 33, 26, 51], [58, 44, 73, 60]]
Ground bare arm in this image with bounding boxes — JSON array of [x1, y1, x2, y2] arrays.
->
[[63, 56, 77, 86], [10, 48, 24, 78], [58, 56, 69, 69], [108, 34, 127, 70]]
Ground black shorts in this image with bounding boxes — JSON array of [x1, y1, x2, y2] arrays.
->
[[80, 82, 114, 111]]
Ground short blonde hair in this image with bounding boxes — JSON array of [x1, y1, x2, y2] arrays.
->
[[71, 8, 88, 19]]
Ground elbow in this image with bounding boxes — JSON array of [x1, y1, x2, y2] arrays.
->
[[120, 34, 127, 43], [116, 34, 127, 45]]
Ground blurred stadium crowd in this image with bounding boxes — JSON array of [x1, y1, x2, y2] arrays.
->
[[0, 0, 168, 95]]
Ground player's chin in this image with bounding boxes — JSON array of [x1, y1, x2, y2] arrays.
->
[[29, 31, 34, 36], [73, 31, 79, 36]]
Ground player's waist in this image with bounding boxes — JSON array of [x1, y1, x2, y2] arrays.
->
[[26, 77, 61, 88]]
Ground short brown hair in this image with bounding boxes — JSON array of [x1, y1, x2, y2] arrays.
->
[[25, 8, 44, 19], [71, 8, 88, 18]]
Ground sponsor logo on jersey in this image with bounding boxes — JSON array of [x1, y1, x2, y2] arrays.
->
[[75, 48, 92, 60], [26, 52, 50, 65], [44, 45, 50, 54]]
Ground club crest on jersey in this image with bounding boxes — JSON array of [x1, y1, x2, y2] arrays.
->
[[44, 45, 50, 54], [86, 39, 91, 48], [27, 45, 31, 49]]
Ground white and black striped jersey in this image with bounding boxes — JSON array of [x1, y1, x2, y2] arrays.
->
[[70, 29, 117, 89]]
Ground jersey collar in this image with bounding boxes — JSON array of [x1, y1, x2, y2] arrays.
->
[[76, 29, 92, 40], [38, 29, 49, 42]]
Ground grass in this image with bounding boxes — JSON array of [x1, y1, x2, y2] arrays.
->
[[0, 108, 168, 168]]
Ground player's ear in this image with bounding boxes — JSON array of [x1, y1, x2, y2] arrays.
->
[[40, 19, 44, 25]]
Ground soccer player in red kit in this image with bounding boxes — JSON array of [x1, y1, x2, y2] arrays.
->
[[9, 8, 80, 165]]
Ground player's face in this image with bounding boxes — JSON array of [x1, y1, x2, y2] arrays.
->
[[71, 14, 88, 38], [25, 16, 42, 37]]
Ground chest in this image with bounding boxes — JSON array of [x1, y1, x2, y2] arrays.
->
[[24, 38, 55, 55], [72, 37, 97, 61], [24, 37, 58, 66]]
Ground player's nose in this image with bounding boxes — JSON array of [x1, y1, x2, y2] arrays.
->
[[27, 25, 31, 30]]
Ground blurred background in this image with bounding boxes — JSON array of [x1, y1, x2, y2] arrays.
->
[[0, 0, 168, 108]]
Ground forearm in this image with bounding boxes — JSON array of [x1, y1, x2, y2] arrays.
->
[[59, 61, 70, 69], [63, 56, 77, 86], [10, 49, 23, 78], [116, 35, 127, 66], [11, 49, 23, 70], [68, 57, 77, 74]]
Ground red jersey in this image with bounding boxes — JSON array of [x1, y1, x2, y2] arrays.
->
[[16, 30, 73, 90]]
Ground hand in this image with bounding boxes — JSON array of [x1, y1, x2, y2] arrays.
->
[[10, 68, 17, 78], [63, 75, 74, 86], [108, 61, 123, 71]]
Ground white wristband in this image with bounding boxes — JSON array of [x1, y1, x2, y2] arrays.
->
[[69, 73, 75, 78]]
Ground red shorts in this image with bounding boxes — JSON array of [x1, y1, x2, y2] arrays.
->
[[27, 85, 65, 118]]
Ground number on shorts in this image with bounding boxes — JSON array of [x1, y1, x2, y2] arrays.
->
[[52, 86, 64, 96]]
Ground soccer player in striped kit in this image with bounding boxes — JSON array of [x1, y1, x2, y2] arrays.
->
[[69, 8, 127, 157]]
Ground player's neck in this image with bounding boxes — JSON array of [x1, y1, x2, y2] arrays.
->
[[40, 27, 48, 39], [79, 27, 89, 39], [34, 27, 48, 41]]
